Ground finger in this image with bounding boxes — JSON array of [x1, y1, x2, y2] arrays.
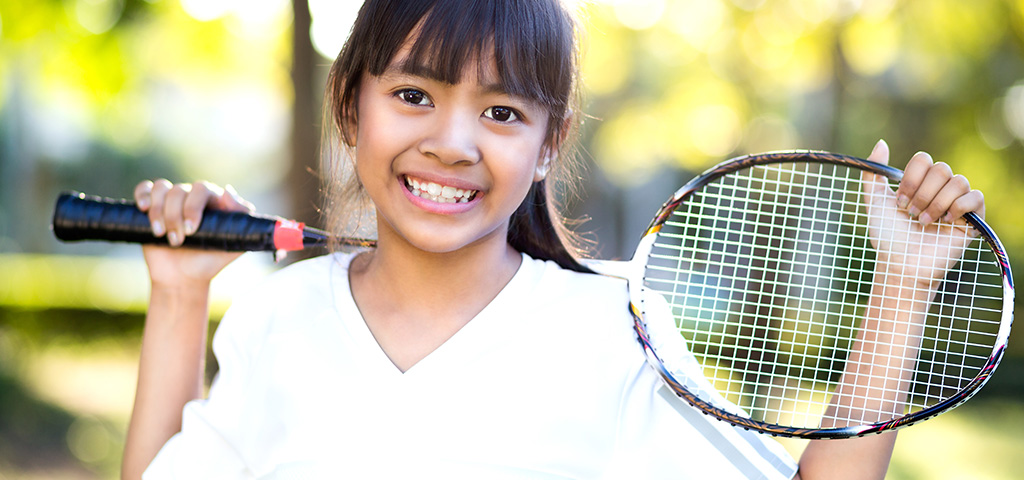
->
[[181, 181, 221, 237], [862, 139, 893, 198], [147, 179, 173, 237], [134, 180, 155, 212], [907, 161, 954, 223], [867, 139, 889, 166], [162, 184, 192, 247], [943, 188, 985, 223], [895, 151, 934, 211], [221, 184, 256, 213], [917, 174, 968, 225]]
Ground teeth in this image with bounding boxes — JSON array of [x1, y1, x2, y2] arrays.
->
[[405, 176, 477, 204]]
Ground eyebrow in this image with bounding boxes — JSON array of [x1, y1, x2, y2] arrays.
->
[[381, 61, 516, 98]]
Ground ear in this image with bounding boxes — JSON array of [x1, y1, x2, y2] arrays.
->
[[340, 89, 360, 147], [534, 153, 552, 182], [342, 108, 358, 147], [534, 110, 573, 182]]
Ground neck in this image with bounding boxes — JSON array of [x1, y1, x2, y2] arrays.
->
[[348, 227, 522, 325], [345, 217, 524, 372]]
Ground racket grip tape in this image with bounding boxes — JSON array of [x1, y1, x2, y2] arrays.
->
[[51, 191, 326, 252]]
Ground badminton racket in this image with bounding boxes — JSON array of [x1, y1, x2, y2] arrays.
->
[[587, 150, 1013, 438]]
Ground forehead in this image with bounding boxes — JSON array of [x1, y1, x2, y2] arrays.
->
[[384, 36, 503, 88], [346, 0, 572, 111], [373, 21, 550, 105]]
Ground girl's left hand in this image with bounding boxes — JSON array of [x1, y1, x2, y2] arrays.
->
[[861, 139, 986, 284]]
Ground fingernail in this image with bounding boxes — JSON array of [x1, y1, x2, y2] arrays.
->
[[871, 139, 886, 155], [225, 184, 253, 211], [226, 184, 242, 202], [918, 212, 933, 225], [152, 220, 165, 237], [897, 195, 910, 210], [184, 220, 197, 235], [167, 231, 181, 246], [907, 205, 920, 218], [137, 198, 150, 210]]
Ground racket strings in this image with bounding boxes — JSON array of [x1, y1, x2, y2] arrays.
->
[[644, 162, 1004, 429]]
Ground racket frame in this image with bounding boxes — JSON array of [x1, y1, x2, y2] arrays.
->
[[629, 150, 1014, 439]]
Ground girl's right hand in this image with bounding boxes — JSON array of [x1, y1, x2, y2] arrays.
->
[[134, 180, 255, 289]]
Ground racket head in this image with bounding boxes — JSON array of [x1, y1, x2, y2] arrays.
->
[[633, 150, 1014, 439]]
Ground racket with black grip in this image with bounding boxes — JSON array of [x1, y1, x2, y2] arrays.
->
[[52, 191, 374, 251], [53, 150, 1013, 438]]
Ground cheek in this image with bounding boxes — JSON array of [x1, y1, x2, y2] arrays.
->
[[353, 110, 403, 178], [493, 145, 547, 202]]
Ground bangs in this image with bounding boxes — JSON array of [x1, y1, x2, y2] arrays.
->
[[361, 0, 575, 111]]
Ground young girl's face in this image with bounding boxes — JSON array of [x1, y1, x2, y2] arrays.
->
[[351, 42, 553, 255]]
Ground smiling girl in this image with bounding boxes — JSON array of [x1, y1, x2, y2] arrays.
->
[[121, 1, 985, 479]]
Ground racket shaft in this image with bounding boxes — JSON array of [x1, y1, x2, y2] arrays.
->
[[52, 192, 327, 251]]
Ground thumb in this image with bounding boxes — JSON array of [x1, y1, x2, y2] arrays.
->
[[862, 139, 893, 198], [867, 138, 889, 165], [221, 184, 256, 213]]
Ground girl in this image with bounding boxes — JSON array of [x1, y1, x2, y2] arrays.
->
[[121, 0, 986, 478]]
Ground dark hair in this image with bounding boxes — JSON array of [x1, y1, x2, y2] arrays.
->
[[322, 0, 592, 272]]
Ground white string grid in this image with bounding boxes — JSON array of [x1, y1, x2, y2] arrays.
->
[[644, 162, 1003, 429]]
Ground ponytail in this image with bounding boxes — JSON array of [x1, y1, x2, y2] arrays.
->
[[508, 180, 592, 273]]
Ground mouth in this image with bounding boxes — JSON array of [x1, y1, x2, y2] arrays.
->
[[403, 175, 479, 204]]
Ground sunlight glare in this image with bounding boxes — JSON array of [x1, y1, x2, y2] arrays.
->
[[227, 0, 290, 38], [665, 0, 730, 51], [181, 0, 235, 22], [67, 417, 113, 464], [743, 115, 800, 153], [73, 0, 124, 35], [790, 0, 841, 24], [592, 105, 670, 185], [840, 13, 899, 77], [581, 28, 630, 95], [614, 0, 665, 31], [731, 0, 766, 12], [688, 104, 741, 157], [741, 26, 794, 70], [309, 0, 363, 59]]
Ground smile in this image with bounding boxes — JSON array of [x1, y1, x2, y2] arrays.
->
[[403, 176, 479, 204]]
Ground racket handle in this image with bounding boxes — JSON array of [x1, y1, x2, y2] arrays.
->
[[51, 191, 328, 252]]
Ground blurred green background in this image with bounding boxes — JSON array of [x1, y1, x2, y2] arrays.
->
[[1, 0, 1022, 478]]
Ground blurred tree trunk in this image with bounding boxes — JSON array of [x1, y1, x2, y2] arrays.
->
[[287, 0, 320, 239]]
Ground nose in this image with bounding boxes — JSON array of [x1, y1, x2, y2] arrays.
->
[[418, 109, 482, 165]]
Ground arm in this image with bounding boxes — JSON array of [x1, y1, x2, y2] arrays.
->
[[795, 270, 931, 479], [121, 279, 213, 480], [796, 140, 985, 479], [121, 181, 252, 480]]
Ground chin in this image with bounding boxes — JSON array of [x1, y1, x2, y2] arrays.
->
[[397, 228, 506, 257]]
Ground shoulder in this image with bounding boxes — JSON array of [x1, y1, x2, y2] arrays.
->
[[262, 252, 352, 285], [213, 252, 356, 339], [517, 254, 636, 343], [237, 252, 355, 303], [521, 254, 630, 306]]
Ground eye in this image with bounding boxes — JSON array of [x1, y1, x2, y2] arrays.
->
[[397, 89, 432, 106], [483, 106, 520, 123]]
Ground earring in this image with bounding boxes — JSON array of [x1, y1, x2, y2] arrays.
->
[[535, 157, 551, 180]]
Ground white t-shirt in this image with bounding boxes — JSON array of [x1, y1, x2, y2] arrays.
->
[[144, 252, 798, 479]]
